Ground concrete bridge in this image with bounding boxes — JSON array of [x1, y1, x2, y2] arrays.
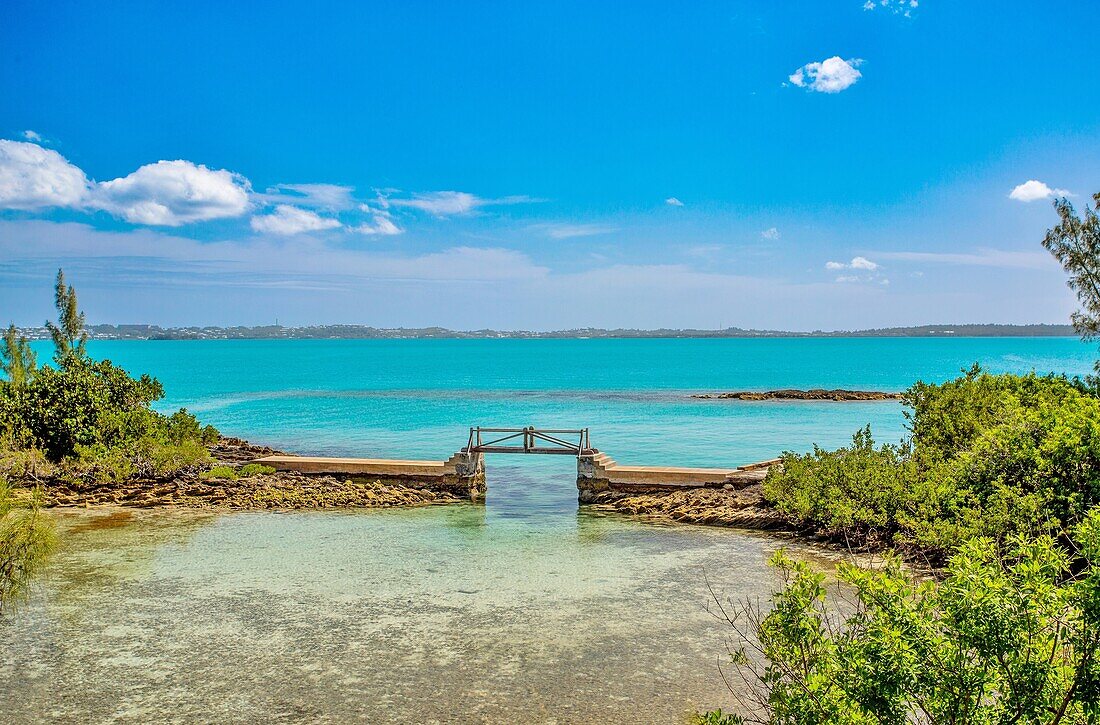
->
[[254, 426, 779, 501]]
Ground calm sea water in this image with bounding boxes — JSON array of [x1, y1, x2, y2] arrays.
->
[[3, 337, 1093, 723]]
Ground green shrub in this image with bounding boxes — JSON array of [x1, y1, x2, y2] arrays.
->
[[708, 507, 1100, 723], [200, 463, 276, 481], [5, 357, 163, 462], [0, 446, 54, 482], [2, 357, 218, 483], [765, 369, 1100, 560], [200, 465, 238, 480], [0, 270, 220, 486], [237, 463, 275, 477], [765, 426, 914, 544]]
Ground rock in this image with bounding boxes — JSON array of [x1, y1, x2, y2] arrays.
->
[[691, 388, 902, 401], [587, 484, 789, 532]]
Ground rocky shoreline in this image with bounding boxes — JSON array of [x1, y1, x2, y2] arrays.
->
[[691, 388, 901, 401], [37, 438, 467, 510], [586, 484, 790, 529]]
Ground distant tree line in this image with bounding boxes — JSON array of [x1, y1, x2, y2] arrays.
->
[[3, 322, 1080, 341]]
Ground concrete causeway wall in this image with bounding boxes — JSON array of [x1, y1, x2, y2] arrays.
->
[[575, 452, 778, 501], [255, 451, 486, 499], [255, 447, 778, 503]]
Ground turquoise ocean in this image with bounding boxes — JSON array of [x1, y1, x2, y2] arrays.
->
[[81, 336, 1098, 465], [4, 337, 1095, 722]]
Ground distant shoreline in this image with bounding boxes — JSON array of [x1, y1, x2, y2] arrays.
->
[[11, 323, 1079, 341]]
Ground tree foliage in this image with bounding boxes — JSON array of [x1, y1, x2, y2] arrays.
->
[[0, 324, 37, 388], [1, 269, 219, 474], [1044, 193, 1100, 379], [762, 425, 914, 546], [765, 369, 1100, 561], [706, 508, 1100, 724], [0, 478, 56, 614], [43, 268, 88, 365]]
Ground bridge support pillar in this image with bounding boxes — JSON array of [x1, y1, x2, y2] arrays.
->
[[576, 452, 611, 503], [444, 450, 486, 500]]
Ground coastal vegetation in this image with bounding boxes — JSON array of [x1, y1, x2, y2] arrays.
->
[[764, 369, 1099, 561], [705, 511, 1100, 723], [760, 194, 1100, 561], [1, 270, 219, 481], [0, 270, 221, 612], [0, 477, 55, 614]]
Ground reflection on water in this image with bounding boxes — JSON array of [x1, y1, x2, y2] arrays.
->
[[0, 465, 830, 724]]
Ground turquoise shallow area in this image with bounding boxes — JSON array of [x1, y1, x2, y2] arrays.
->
[[44, 337, 1099, 466], [4, 337, 1094, 722]]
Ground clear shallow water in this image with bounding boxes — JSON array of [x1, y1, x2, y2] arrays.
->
[[4, 337, 1094, 723]]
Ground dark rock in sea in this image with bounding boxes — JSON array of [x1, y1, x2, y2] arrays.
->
[[691, 388, 902, 401]]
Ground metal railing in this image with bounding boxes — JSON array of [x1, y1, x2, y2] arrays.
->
[[464, 427, 592, 456]]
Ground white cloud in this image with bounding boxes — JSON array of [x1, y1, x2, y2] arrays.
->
[[535, 223, 618, 239], [391, 190, 480, 215], [387, 190, 537, 216], [826, 256, 878, 271], [1008, 179, 1071, 202], [352, 213, 402, 236], [250, 205, 341, 235], [0, 139, 90, 210], [863, 0, 918, 16], [0, 140, 547, 238], [92, 160, 251, 226], [0, 140, 252, 225], [761, 227, 780, 240], [22, 130, 42, 142], [826, 256, 883, 284], [665, 197, 684, 207], [789, 56, 864, 93], [835, 272, 889, 285], [259, 183, 356, 211]]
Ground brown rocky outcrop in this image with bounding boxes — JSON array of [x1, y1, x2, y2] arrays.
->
[[587, 483, 790, 530], [691, 388, 901, 401], [40, 471, 463, 509], [35, 437, 470, 510]]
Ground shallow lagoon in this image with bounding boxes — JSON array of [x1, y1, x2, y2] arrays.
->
[[4, 478, 836, 722]]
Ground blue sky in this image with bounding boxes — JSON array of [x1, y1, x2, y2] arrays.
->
[[1, 0, 1098, 330]]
